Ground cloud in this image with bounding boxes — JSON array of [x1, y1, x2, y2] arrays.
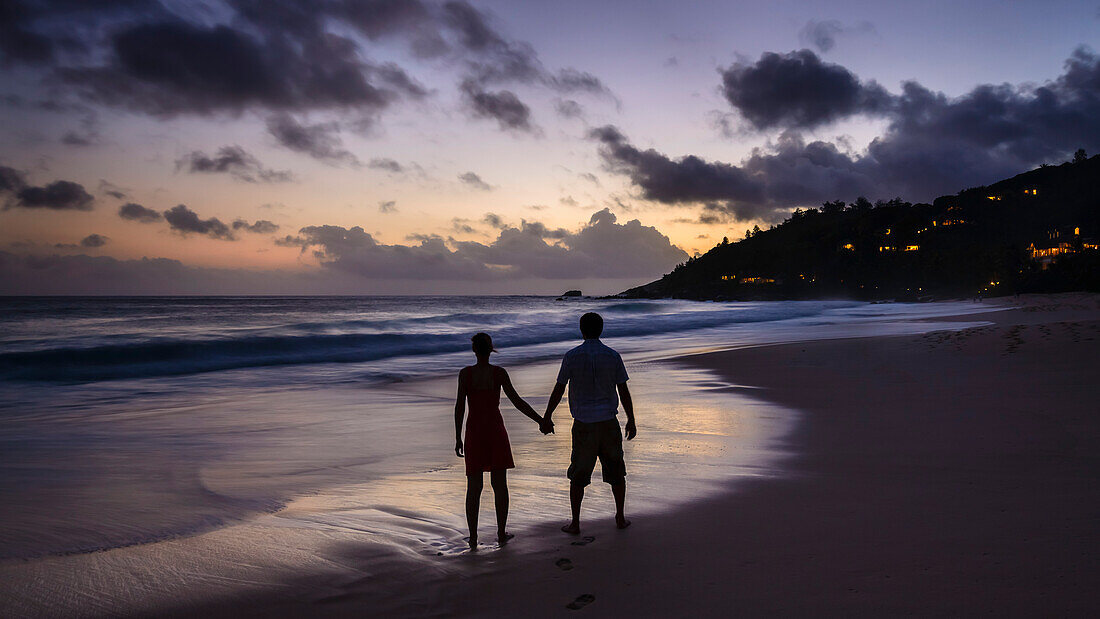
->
[[266, 113, 360, 165], [549, 68, 612, 96], [9, 0, 609, 137], [554, 98, 584, 119], [460, 80, 537, 133], [163, 204, 234, 240], [118, 202, 162, 222], [80, 233, 108, 248], [368, 158, 404, 173], [0, 166, 26, 193], [97, 180, 128, 200], [797, 19, 875, 53], [0, 168, 95, 211], [459, 171, 493, 190], [54, 13, 419, 118], [590, 125, 765, 206], [595, 48, 1100, 220], [287, 208, 687, 280], [176, 145, 292, 182], [482, 212, 505, 228], [378, 200, 397, 213], [232, 219, 279, 234], [0, 210, 686, 293], [720, 49, 892, 131]]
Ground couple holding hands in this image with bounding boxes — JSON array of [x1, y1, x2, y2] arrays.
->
[[454, 312, 637, 550]]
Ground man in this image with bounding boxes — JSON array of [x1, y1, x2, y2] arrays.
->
[[544, 312, 637, 533]]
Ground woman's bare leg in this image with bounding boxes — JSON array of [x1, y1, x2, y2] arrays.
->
[[490, 469, 512, 544], [466, 473, 483, 550]]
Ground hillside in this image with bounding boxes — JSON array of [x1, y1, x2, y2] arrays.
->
[[622, 154, 1100, 300]]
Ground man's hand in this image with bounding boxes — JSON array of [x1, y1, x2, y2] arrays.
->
[[539, 417, 555, 435], [455, 439, 464, 457], [624, 419, 637, 440]]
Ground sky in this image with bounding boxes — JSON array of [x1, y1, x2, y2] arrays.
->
[[1, 0, 1098, 295]]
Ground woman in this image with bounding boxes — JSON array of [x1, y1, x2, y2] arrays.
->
[[454, 332, 548, 550]]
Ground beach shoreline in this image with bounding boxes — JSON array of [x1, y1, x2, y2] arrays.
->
[[2, 294, 1097, 617]]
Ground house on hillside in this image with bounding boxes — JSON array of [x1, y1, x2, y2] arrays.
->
[[1028, 226, 1098, 268]]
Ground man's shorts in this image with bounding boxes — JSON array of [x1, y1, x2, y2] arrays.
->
[[567, 418, 626, 487]]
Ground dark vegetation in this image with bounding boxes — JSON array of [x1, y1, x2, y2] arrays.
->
[[622, 152, 1100, 300]]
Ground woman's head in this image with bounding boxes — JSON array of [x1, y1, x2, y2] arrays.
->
[[471, 332, 495, 358]]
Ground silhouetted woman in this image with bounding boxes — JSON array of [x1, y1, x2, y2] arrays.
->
[[454, 332, 547, 550]]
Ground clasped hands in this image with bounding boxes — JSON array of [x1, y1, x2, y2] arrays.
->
[[537, 415, 554, 435]]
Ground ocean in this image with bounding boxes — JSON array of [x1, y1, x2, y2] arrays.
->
[[0, 296, 995, 568]]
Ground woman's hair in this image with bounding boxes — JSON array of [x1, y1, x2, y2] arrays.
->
[[471, 332, 495, 356]]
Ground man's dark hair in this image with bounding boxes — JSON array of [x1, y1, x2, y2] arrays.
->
[[579, 312, 603, 339]]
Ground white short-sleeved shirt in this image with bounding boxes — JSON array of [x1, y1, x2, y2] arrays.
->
[[556, 339, 629, 423]]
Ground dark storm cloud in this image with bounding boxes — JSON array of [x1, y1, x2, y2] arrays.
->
[[232, 219, 279, 234], [266, 114, 360, 165], [55, 16, 416, 118], [80, 233, 108, 248], [460, 80, 537, 133], [797, 19, 875, 53], [590, 125, 766, 206], [163, 204, 234, 240], [10, 0, 609, 136], [591, 124, 884, 221], [0, 168, 95, 210], [118, 202, 161, 222], [459, 171, 492, 190], [368, 158, 404, 173], [176, 145, 293, 183], [594, 48, 1100, 222], [720, 49, 892, 130]]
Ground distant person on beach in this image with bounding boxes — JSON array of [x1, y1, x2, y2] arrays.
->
[[544, 312, 637, 533], [454, 332, 552, 550]]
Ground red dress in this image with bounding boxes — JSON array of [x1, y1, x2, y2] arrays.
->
[[463, 365, 516, 474]]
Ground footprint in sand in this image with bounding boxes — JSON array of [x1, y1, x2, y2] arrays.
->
[[571, 536, 596, 546], [566, 594, 596, 610], [555, 558, 574, 571]]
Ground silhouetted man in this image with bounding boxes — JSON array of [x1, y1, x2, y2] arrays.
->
[[544, 312, 636, 533]]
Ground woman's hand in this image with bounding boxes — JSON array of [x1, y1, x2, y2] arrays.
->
[[455, 438, 464, 458]]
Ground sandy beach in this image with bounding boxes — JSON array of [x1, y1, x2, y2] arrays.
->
[[2, 294, 1097, 617], [437, 293, 1100, 617]]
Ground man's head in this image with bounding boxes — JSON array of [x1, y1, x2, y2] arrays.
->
[[579, 312, 603, 339]]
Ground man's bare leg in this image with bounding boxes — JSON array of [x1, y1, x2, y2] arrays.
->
[[562, 482, 584, 534], [612, 482, 630, 529]]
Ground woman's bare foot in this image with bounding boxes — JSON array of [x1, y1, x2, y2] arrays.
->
[[561, 522, 580, 534], [468, 536, 478, 551], [616, 515, 631, 529], [498, 532, 514, 546]]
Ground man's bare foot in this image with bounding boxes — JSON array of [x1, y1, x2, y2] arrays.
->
[[468, 536, 478, 551], [498, 532, 514, 546], [561, 522, 580, 534], [616, 516, 631, 529]]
